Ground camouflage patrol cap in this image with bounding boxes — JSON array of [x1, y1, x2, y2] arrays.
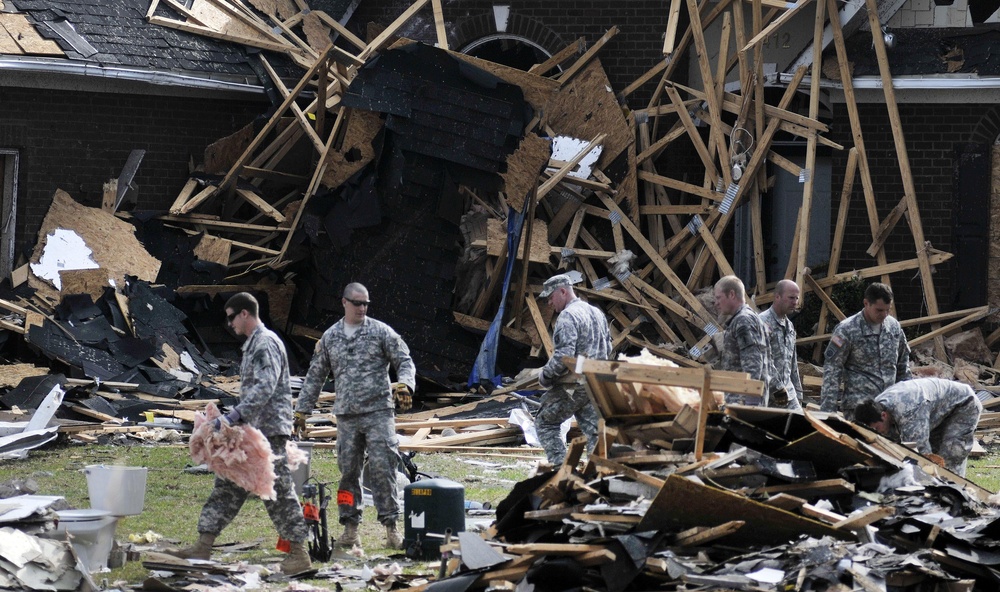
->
[[539, 274, 573, 298]]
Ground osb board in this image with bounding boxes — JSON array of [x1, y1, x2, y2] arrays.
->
[[545, 59, 632, 172], [441, 45, 559, 114], [502, 133, 551, 213], [176, 283, 296, 332], [205, 123, 254, 174], [59, 269, 111, 301], [487, 218, 550, 264], [0, 19, 23, 54], [189, 0, 264, 40], [545, 59, 637, 219], [0, 363, 50, 389], [322, 109, 383, 189], [636, 475, 848, 546], [29, 190, 161, 293], [0, 14, 62, 55], [193, 234, 232, 266], [302, 11, 332, 53]]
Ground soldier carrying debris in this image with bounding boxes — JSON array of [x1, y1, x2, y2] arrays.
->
[[171, 292, 312, 574], [714, 275, 771, 406], [855, 377, 982, 477], [295, 282, 415, 550], [535, 274, 612, 465], [820, 282, 911, 419]]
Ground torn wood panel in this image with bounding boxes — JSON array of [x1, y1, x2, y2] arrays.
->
[[28, 190, 161, 297], [636, 474, 848, 546], [502, 133, 551, 213]]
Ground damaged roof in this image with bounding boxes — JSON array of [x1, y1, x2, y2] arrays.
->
[[3, 0, 353, 89]]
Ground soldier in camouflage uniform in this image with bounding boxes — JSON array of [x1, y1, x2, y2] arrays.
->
[[171, 292, 311, 574], [536, 274, 612, 465], [821, 282, 911, 419], [855, 377, 982, 477], [759, 280, 802, 411], [714, 275, 770, 406], [295, 283, 415, 550]]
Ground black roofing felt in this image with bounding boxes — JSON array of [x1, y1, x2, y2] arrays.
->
[[342, 43, 529, 173], [7, 0, 354, 80], [839, 26, 1000, 77]]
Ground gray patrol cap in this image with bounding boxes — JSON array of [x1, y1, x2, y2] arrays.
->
[[539, 274, 573, 298]]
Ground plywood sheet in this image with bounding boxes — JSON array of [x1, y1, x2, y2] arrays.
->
[[322, 109, 383, 189], [204, 123, 255, 174], [0, 14, 62, 55], [59, 268, 112, 301], [487, 217, 550, 264], [0, 363, 50, 389], [193, 234, 231, 266], [29, 190, 161, 293], [502, 133, 551, 213], [0, 19, 23, 54], [302, 11, 332, 53], [545, 58, 637, 218]]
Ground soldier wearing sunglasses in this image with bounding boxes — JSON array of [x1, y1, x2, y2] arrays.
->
[[295, 282, 415, 550]]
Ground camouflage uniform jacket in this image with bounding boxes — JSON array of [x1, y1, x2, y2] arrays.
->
[[759, 307, 802, 399], [296, 317, 416, 416], [875, 377, 978, 454], [720, 304, 771, 403], [234, 323, 293, 437], [821, 310, 911, 413], [539, 298, 611, 387]]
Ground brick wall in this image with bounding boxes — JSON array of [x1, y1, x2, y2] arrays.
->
[[829, 102, 986, 319], [350, 0, 678, 109], [0, 86, 263, 263]]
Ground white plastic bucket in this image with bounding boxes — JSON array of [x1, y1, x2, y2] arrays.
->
[[290, 442, 314, 497], [84, 465, 148, 516]]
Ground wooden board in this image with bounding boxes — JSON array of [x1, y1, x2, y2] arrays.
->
[[321, 108, 383, 189], [502, 133, 551, 213], [59, 269, 112, 301], [0, 14, 63, 55]]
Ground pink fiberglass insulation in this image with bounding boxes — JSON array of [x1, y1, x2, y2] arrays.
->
[[190, 402, 278, 500]]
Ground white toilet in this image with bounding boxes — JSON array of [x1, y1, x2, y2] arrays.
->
[[50, 508, 119, 572]]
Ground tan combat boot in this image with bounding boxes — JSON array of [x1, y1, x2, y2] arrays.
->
[[335, 522, 360, 548], [385, 522, 403, 550], [169, 533, 216, 560], [281, 541, 312, 574]]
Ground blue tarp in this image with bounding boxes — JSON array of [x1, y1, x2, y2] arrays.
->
[[467, 207, 527, 388]]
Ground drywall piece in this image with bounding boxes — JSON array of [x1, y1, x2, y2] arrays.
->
[[29, 229, 100, 291]]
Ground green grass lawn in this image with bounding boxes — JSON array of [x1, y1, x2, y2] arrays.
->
[[0, 438, 540, 589]]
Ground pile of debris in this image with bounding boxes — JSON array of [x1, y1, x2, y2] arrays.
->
[[413, 359, 995, 591]]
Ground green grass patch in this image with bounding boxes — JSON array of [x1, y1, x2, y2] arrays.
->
[[1, 439, 538, 589]]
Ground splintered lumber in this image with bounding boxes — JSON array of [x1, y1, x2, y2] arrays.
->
[[757, 478, 856, 498], [589, 456, 666, 489], [833, 505, 895, 530], [672, 520, 745, 547], [506, 543, 605, 556]]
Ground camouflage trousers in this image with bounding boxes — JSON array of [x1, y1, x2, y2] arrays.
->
[[197, 435, 308, 542], [536, 383, 599, 465], [929, 397, 983, 477], [336, 409, 401, 526]]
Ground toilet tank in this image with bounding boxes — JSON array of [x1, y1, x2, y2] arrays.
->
[[403, 478, 465, 559]]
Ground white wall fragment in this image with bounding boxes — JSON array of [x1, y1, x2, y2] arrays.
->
[[29, 229, 100, 291]]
